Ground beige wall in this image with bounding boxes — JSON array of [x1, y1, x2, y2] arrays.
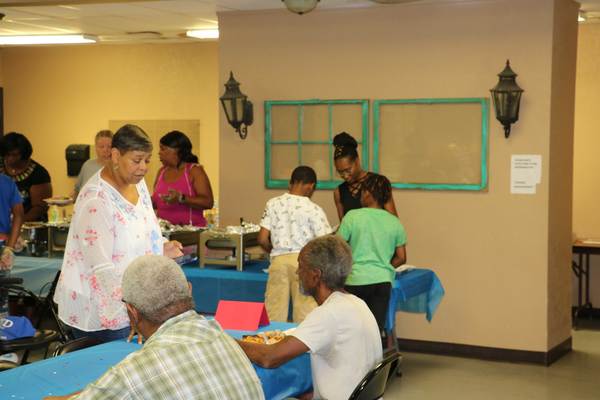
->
[[1, 42, 220, 198], [547, 0, 578, 349], [0, 51, 4, 86], [218, 0, 576, 352], [573, 23, 600, 307], [574, 24, 600, 240]]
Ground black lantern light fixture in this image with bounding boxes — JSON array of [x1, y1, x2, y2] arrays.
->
[[490, 60, 524, 138], [220, 71, 253, 139]]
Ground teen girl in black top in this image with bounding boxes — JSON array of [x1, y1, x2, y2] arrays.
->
[[333, 132, 397, 221]]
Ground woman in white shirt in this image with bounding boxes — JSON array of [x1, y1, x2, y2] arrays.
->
[[54, 124, 183, 342]]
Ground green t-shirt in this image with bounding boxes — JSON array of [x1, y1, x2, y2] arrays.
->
[[338, 208, 407, 286]]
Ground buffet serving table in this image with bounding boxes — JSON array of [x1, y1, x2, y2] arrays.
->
[[11, 257, 445, 331]]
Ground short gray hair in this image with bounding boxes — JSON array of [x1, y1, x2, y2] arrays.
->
[[95, 129, 113, 142], [301, 235, 352, 290], [122, 255, 193, 324], [112, 124, 152, 153]]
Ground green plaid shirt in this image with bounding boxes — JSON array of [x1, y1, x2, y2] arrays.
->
[[73, 310, 265, 400]]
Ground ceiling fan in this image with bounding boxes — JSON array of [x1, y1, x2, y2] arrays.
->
[[370, 0, 423, 3], [282, 0, 423, 16]]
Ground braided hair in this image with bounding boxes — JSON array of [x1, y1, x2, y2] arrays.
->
[[362, 173, 392, 208], [333, 132, 358, 161]]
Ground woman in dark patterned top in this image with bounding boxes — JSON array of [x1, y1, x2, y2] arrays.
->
[[333, 132, 397, 221], [0, 132, 52, 222]]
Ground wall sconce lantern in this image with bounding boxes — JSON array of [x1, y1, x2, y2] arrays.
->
[[220, 71, 253, 139], [490, 60, 524, 138]]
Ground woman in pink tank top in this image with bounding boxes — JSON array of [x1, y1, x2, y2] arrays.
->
[[152, 131, 214, 226]]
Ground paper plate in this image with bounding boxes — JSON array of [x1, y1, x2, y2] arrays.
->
[[44, 197, 73, 205]]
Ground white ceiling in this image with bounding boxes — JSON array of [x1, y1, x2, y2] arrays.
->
[[0, 0, 594, 45]]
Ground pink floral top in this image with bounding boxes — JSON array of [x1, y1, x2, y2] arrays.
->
[[54, 172, 164, 332]]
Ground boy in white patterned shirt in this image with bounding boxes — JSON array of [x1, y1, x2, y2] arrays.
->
[[258, 166, 331, 323]]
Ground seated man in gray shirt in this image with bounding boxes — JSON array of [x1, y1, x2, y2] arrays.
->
[[238, 235, 382, 400]]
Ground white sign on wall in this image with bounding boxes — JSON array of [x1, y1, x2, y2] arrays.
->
[[511, 155, 542, 194]]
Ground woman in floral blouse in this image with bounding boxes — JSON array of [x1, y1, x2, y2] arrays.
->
[[54, 124, 183, 343]]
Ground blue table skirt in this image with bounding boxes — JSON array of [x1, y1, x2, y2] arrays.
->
[[385, 269, 446, 331], [184, 263, 445, 332], [0, 321, 312, 400], [183, 260, 269, 313]]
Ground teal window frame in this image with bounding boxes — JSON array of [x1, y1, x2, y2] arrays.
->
[[265, 99, 370, 189], [373, 97, 489, 191]]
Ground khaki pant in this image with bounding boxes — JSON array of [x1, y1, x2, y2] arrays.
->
[[265, 253, 317, 323]]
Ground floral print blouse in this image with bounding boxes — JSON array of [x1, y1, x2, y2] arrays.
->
[[54, 172, 163, 332]]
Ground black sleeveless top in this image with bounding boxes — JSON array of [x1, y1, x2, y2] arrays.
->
[[338, 172, 372, 216]]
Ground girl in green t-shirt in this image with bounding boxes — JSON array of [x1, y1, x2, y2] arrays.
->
[[338, 173, 407, 336]]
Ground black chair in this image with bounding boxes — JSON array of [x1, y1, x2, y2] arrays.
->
[[0, 360, 19, 371], [1, 276, 61, 366], [53, 336, 102, 357], [0, 329, 60, 362], [348, 352, 402, 400], [35, 270, 71, 342]]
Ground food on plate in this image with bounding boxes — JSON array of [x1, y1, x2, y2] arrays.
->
[[241, 330, 286, 345], [43, 196, 73, 205]]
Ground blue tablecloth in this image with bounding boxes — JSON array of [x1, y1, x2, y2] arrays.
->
[[228, 321, 312, 400], [11, 256, 62, 296], [0, 321, 312, 400], [385, 269, 445, 331]]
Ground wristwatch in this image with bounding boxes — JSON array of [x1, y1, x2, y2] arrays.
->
[[178, 193, 186, 204]]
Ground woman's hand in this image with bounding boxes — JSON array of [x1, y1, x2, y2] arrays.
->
[[163, 240, 183, 259], [127, 325, 143, 344], [0, 247, 14, 270], [160, 188, 182, 205]]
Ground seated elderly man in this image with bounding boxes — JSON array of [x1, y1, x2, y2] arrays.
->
[[45, 255, 265, 400], [238, 235, 382, 400]]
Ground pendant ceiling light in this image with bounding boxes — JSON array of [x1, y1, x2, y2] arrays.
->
[[282, 0, 320, 15]]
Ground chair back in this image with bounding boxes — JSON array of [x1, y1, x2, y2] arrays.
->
[[0, 360, 19, 372], [348, 352, 401, 400], [0, 329, 60, 365], [53, 336, 101, 357]]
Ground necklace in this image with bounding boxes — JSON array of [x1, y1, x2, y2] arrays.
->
[[0, 159, 35, 182]]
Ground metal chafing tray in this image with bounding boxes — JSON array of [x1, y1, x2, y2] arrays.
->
[[199, 229, 259, 271]]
